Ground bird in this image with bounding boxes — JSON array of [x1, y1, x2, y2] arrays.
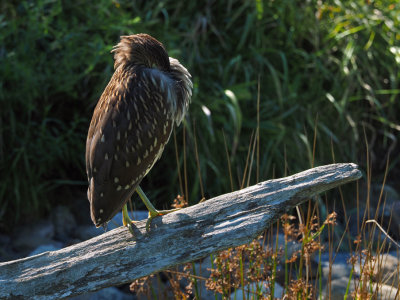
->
[[85, 34, 192, 233]]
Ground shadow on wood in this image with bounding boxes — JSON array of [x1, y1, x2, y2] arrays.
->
[[0, 163, 361, 299]]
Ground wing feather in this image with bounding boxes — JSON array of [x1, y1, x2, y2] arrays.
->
[[86, 66, 175, 226]]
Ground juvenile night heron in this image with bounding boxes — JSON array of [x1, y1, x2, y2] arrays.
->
[[86, 34, 192, 233]]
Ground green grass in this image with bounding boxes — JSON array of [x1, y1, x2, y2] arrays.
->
[[0, 3, 399, 298], [129, 120, 399, 299], [130, 169, 399, 299], [0, 0, 399, 232]]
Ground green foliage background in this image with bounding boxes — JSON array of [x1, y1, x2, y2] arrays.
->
[[0, 0, 399, 229]]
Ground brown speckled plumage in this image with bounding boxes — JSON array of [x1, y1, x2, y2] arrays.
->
[[86, 34, 192, 227]]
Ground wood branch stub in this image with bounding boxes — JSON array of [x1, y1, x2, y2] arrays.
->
[[0, 163, 361, 299]]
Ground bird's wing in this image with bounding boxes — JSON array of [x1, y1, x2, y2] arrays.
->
[[86, 66, 175, 225]]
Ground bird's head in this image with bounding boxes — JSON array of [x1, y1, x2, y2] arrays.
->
[[112, 34, 170, 71]]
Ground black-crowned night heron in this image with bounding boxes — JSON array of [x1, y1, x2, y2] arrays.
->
[[86, 34, 192, 233]]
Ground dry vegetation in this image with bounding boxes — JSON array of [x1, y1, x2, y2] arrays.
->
[[1, 1, 399, 298]]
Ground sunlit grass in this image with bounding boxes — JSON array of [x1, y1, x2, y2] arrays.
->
[[129, 137, 398, 299], [0, 1, 398, 297], [1, 0, 398, 247], [130, 58, 398, 298]]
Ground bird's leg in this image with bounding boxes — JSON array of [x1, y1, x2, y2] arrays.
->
[[136, 186, 181, 232], [122, 203, 135, 235]]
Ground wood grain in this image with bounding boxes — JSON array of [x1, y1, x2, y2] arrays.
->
[[0, 163, 361, 299]]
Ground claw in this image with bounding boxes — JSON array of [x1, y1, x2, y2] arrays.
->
[[145, 218, 152, 232], [127, 222, 135, 235], [122, 203, 136, 236], [144, 208, 181, 232]]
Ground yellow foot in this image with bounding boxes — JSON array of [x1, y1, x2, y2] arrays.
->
[[145, 208, 181, 232]]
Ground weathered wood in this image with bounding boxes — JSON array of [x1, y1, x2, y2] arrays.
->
[[0, 163, 361, 299]]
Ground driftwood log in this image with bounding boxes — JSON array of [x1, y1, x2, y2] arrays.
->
[[0, 163, 361, 299]]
